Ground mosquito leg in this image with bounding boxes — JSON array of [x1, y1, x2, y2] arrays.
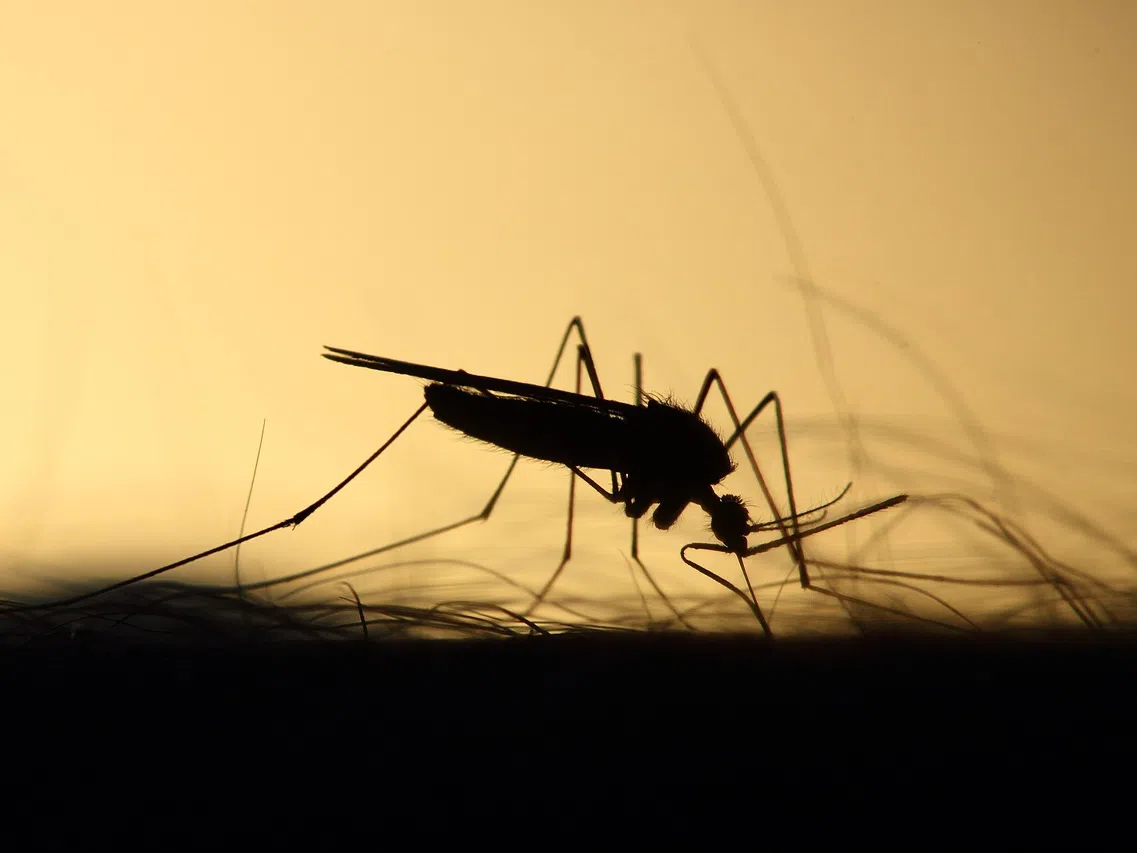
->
[[522, 335, 620, 619], [681, 372, 805, 631], [627, 351, 692, 629], [683, 495, 940, 633], [17, 401, 432, 612], [525, 461, 690, 628], [631, 353, 643, 558], [35, 319, 609, 616], [680, 547, 772, 637], [320, 316, 615, 624], [296, 317, 609, 624], [288, 403, 430, 528], [718, 388, 912, 629], [692, 374, 805, 581], [687, 373, 894, 631], [467, 317, 603, 519], [523, 341, 691, 628], [572, 326, 622, 496], [568, 462, 693, 628], [413, 316, 610, 533]]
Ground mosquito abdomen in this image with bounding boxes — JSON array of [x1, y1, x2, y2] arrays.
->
[[424, 383, 633, 471]]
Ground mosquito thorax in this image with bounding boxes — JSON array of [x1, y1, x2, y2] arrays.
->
[[643, 399, 735, 486]]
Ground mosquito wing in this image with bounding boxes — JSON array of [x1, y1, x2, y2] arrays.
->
[[323, 345, 642, 415], [325, 344, 741, 504]]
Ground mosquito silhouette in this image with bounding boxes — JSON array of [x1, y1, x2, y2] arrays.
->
[[14, 316, 906, 636], [314, 316, 907, 634]]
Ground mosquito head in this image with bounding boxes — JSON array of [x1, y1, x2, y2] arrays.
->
[[694, 489, 751, 555]]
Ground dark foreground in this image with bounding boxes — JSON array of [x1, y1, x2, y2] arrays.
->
[[5, 629, 1134, 843]]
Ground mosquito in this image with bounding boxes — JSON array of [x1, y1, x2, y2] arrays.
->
[[317, 316, 907, 635], [13, 316, 906, 634]]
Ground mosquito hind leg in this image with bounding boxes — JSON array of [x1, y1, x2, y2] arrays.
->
[[523, 343, 693, 630], [680, 546, 772, 637], [521, 334, 624, 620], [279, 317, 615, 622], [18, 401, 434, 612], [422, 315, 615, 530]]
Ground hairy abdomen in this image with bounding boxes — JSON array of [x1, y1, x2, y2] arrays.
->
[[425, 384, 633, 471]]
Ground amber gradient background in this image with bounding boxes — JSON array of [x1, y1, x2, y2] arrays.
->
[[2, 2, 1134, 627]]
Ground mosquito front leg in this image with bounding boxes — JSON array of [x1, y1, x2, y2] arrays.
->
[[680, 547, 772, 638], [692, 373, 806, 586], [683, 494, 919, 634], [717, 385, 917, 629]]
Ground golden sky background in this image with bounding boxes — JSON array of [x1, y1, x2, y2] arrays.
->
[[2, 1, 1134, 626]]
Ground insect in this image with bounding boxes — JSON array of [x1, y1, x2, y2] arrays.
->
[[318, 316, 908, 635], [19, 315, 905, 635]]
